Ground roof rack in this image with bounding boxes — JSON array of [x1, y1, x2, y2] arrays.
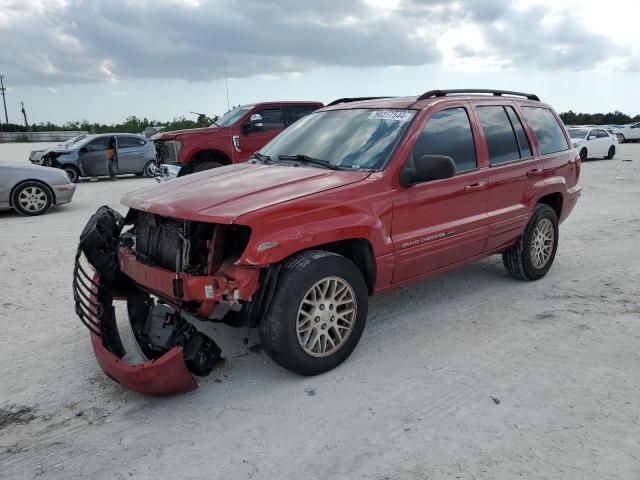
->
[[417, 89, 540, 102], [326, 96, 394, 107]]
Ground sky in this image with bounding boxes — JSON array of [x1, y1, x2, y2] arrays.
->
[[0, 0, 638, 125]]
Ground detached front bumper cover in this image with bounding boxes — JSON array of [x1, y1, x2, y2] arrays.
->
[[73, 206, 221, 396]]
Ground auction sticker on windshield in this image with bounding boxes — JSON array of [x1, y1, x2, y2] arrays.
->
[[368, 111, 413, 122]]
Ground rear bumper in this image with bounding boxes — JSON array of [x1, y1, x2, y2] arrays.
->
[[560, 184, 582, 224]]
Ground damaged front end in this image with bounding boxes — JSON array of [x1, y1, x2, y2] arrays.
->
[[73, 206, 259, 395]]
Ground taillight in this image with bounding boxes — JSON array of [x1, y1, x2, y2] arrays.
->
[[575, 154, 581, 182]]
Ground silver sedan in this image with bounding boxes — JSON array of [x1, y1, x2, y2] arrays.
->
[[0, 164, 77, 216]]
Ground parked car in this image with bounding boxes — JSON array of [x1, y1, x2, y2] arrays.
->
[[29, 135, 88, 165], [74, 89, 582, 395], [42, 133, 156, 182], [567, 127, 616, 160], [612, 122, 640, 143], [153, 101, 323, 180], [0, 164, 76, 216]]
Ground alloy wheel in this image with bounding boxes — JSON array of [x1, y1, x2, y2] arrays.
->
[[530, 218, 555, 269], [17, 186, 48, 213]]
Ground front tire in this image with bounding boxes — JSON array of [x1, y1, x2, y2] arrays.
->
[[142, 160, 156, 178], [11, 181, 53, 216], [61, 165, 80, 183], [605, 146, 615, 159], [503, 204, 559, 281], [617, 133, 625, 143], [259, 250, 368, 376]]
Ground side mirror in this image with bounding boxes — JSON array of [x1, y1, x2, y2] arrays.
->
[[587, 135, 596, 140], [400, 155, 456, 186], [243, 114, 263, 133]]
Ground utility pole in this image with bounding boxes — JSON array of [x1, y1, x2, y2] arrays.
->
[[224, 62, 230, 112], [21, 102, 29, 131], [0, 75, 8, 125]]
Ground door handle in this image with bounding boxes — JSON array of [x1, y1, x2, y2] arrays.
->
[[464, 182, 486, 192], [526, 168, 543, 178]]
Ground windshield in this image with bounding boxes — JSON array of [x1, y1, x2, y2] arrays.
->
[[567, 128, 589, 139], [62, 135, 85, 147], [259, 109, 416, 170], [216, 105, 254, 127]]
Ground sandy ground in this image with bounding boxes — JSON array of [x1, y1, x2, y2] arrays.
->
[[1, 141, 639, 480]]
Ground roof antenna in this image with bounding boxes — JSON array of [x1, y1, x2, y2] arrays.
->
[[224, 62, 230, 112]]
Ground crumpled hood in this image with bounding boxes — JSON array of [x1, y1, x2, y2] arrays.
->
[[122, 163, 371, 223]]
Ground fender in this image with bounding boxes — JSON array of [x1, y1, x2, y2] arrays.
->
[[238, 212, 392, 266]]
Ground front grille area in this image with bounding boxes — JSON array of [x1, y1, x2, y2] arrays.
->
[[135, 212, 184, 271]]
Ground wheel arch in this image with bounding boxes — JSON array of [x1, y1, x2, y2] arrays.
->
[[536, 191, 563, 220]]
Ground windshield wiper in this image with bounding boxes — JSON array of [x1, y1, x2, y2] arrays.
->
[[250, 152, 272, 164], [278, 154, 341, 170]]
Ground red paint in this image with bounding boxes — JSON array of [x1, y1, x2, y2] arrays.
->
[[122, 94, 581, 305], [154, 101, 323, 167]]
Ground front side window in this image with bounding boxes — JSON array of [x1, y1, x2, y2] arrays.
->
[[596, 130, 609, 138], [412, 107, 477, 173], [255, 107, 285, 131], [522, 107, 569, 155], [568, 128, 589, 139], [85, 137, 109, 152], [259, 108, 416, 170]]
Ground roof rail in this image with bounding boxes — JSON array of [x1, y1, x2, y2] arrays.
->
[[417, 89, 540, 102], [326, 96, 394, 107]]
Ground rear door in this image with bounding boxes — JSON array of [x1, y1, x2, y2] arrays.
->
[[238, 106, 286, 161], [117, 136, 148, 173], [391, 104, 489, 282], [80, 137, 110, 176], [472, 103, 541, 251], [595, 129, 611, 156]]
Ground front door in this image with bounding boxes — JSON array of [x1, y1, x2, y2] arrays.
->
[[238, 106, 286, 161], [392, 105, 489, 283], [116, 136, 147, 173], [80, 137, 110, 176]]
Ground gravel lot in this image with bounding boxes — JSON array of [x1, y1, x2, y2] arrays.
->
[[1, 142, 639, 480]]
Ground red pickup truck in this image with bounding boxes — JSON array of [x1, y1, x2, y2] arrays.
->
[[75, 89, 581, 395], [153, 101, 323, 178]]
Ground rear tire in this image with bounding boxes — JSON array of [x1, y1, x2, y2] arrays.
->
[[605, 146, 615, 159], [579, 148, 587, 162], [193, 161, 222, 173], [503, 204, 558, 281], [259, 250, 368, 376], [11, 181, 53, 216], [62, 165, 80, 183]]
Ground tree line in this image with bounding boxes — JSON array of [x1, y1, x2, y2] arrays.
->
[[1, 110, 639, 134], [0, 114, 218, 134]]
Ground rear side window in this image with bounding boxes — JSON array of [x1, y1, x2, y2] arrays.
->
[[477, 106, 532, 165], [413, 107, 477, 173], [255, 107, 285, 131], [118, 136, 145, 148], [288, 105, 319, 122], [522, 107, 569, 155]]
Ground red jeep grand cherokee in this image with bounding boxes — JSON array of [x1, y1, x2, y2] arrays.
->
[[75, 89, 581, 395], [153, 101, 323, 179]]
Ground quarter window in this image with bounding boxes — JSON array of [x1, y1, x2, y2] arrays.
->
[[412, 108, 477, 173], [522, 107, 569, 155]]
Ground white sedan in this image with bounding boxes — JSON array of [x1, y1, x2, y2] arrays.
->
[[613, 122, 640, 143], [567, 127, 616, 161]]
